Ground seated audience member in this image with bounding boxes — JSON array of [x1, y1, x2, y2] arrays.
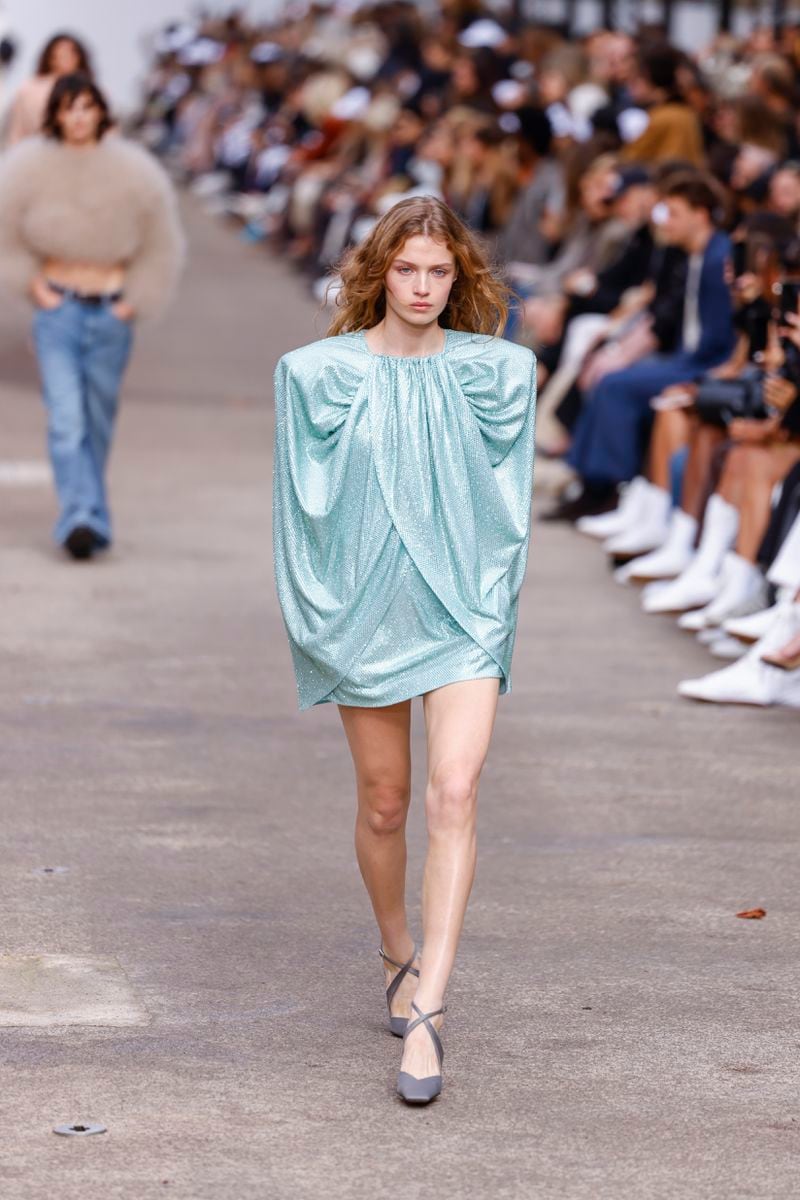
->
[[617, 44, 705, 166], [552, 172, 735, 520], [527, 165, 656, 447], [579, 214, 784, 559]]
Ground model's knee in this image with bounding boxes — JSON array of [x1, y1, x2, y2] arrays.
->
[[425, 765, 478, 833], [360, 781, 409, 835]]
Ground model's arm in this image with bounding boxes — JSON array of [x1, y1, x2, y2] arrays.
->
[[121, 151, 186, 318], [0, 147, 40, 299]]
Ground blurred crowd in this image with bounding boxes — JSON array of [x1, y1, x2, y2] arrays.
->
[[10, 3, 799, 708]]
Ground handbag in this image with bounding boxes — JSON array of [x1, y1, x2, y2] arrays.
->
[[694, 366, 769, 428]]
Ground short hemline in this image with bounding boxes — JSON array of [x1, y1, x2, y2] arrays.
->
[[301, 663, 508, 710]]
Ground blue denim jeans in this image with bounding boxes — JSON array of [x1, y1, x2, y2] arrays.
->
[[32, 296, 134, 548]]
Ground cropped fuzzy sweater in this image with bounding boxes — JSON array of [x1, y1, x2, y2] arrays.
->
[[0, 134, 186, 317]]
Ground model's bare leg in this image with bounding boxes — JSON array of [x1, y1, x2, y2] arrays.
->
[[648, 408, 691, 491], [338, 699, 419, 1016], [399, 677, 501, 1081]]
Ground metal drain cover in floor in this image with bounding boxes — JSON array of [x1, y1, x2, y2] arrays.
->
[[53, 1122, 107, 1137]]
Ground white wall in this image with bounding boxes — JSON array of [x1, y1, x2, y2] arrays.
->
[[0, 0, 289, 116]]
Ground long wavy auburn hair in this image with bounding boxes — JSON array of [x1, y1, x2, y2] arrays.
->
[[326, 196, 512, 337]]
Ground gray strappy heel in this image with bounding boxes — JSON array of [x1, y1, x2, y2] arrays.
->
[[396, 999, 447, 1104], [378, 944, 420, 1037]]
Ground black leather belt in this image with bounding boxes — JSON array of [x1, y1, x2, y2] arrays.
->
[[47, 280, 124, 306]]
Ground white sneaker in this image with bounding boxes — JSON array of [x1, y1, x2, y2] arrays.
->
[[696, 626, 721, 645], [708, 634, 748, 660], [674, 554, 763, 632], [575, 477, 650, 539], [642, 567, 720, 614], [678, 656, 785, 704], [679, 607, 715, 632], [696, 553, 765, 628], [616, 509, 697, 584], [678, 603, 800, 705], [640, 578, 673, 601], [723, 605, 778, 643], [604, 486, 672, 556]]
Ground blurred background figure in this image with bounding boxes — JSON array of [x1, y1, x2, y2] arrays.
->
[[0, 73, 185, 559], [3, 30, 93, 146], [0, 2, 16, 112]]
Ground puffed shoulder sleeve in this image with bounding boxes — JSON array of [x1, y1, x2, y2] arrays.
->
[[120, 144, 187, 319], [448, 334, 537, 466], [0, 140, 42, 297], [273, 340, 364, 441]]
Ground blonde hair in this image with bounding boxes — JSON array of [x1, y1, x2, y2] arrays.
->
[[326, 195, 512, 337]]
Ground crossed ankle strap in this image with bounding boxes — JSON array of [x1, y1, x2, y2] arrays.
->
[[378, 944, 420, 1009], [404, 999, 447, 1067]]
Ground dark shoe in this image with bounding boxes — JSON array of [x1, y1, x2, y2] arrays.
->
[[539, 484, 617, 523], [64, 526, 96, 560], [378, 943, 420, 1037], [396, 1000, 447, 1105]]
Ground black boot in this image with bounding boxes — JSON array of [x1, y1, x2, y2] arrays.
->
[[64, 525, 96, 560]]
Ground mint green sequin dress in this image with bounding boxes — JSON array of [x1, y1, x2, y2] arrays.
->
[[272, 327, 537, 710]]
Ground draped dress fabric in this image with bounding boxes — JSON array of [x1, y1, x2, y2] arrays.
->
[[272, 326, 537, 710]]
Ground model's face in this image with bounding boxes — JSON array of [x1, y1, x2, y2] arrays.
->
[[383, 235, 457, 327], [58, 92, 102, 145], [50, 39, 81, 76]]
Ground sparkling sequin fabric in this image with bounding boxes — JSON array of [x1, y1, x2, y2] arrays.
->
[[272, 326, 537, 710]]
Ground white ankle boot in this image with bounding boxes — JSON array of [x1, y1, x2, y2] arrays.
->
[[677, 554, 765, 631], [604, 486, 672, 556], [642, 495, 739, 614], [678, 603, 800, 705], [724, 604, 780, 643], [615, 508, 697, 583], [707, 633, 748, 660], [575, 476, 650, 539]]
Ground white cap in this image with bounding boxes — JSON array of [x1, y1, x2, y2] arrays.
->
[[458, 19, 508, 49], [178, 38, 225, 67], [492, 79, 527, 108], [154, 23, 197, 55], [251, 41, 284, 64], [617, 107, 650, 144], [329, 85, 371, 121]]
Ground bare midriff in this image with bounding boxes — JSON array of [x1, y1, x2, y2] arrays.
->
[[43, 258, 127, 295]]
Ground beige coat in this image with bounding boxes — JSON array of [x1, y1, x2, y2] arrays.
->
[[0, 133, 186, 317]]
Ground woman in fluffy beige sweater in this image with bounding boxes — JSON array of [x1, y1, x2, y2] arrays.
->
[[0, 72, 185, 559]]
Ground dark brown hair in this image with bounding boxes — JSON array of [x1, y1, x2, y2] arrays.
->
[[36, 33, 93, 78], [661, 171, 725, 219], [43, 73, 113, 141], [327, 195, 512, 336]]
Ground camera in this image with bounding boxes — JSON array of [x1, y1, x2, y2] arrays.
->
[[773, 277, 800, 324]]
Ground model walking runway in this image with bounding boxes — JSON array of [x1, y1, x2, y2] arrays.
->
[[272, 195, 536, 1103]]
